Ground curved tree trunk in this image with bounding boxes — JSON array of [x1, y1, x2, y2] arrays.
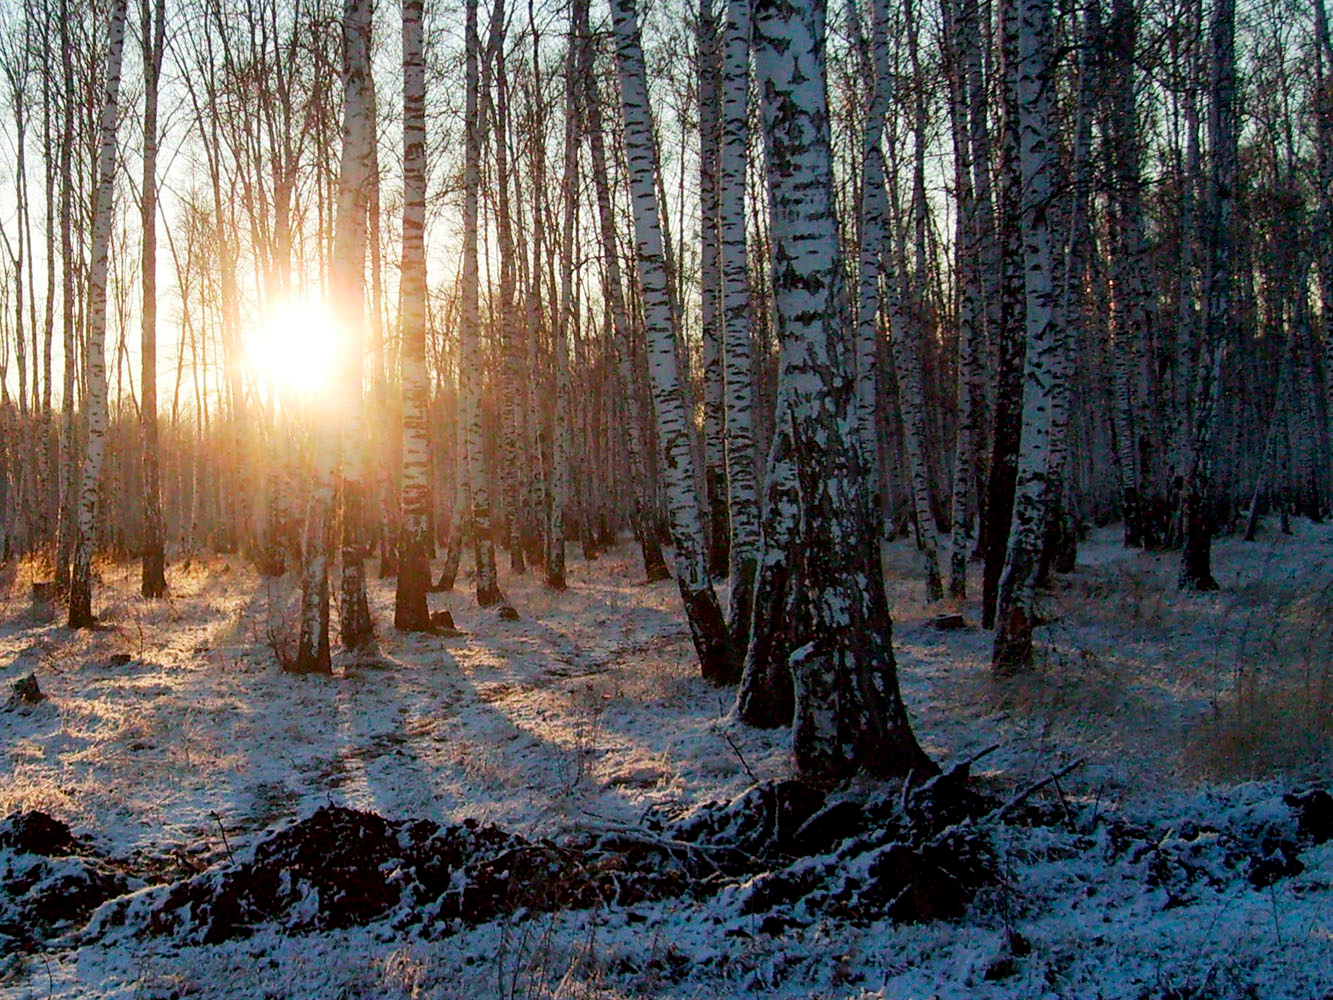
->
[[577, 0, 668, 584], [733, 415, 798, 729], [611, 0, 736, 684]]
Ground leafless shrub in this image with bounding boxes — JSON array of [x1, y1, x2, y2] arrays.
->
[[264, 578, 302, 670]]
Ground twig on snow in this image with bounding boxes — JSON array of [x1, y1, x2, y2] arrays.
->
[[721, 730, 758, 784], [985, 758, 1086, 824], [210, 810, 235, 864]]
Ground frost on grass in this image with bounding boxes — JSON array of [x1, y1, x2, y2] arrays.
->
[[1, 529, 1333, 998]]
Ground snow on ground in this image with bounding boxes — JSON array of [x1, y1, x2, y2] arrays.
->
[[1, 520, 1331, 999]]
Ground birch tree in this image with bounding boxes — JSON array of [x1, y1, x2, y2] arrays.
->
[[750, 0, 934, 780], [546, 6, 581, 592], [1178, 0, 1236, 591], [140, 0, 167, 599], [69, 0, 128, 629], [54, 0, 77, 595], [698, 0, 729, 578], [463, 0, 503, 607], [394, 0, 431, 632], [992, 0, 1067, 675], [1102, 0, 1154, 549], [576, 0, 669, 584], [1314, 0, 1333, 420], [881, 0, 942, 603], [981, 0, 1029, 630], [610, 0, 736, 684], [943, 0, 983, 598], [719, 0, 760, 648], [336, 0, 375, 652]]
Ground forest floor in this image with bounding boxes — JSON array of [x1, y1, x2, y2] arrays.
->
[[1, 520, 1331, 999]]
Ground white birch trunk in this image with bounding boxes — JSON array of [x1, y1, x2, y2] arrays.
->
[[1104, 0, 1152, 548], [68, 0, 128, 628], [464, 0, 502, 607], [1178, 0, 1235, 591], [336, 0, 375, 652], [719, 0, 760, 648], [610, 0, 735, 683], [547, 15, 581, 592], [394, 0, 432, 631], [944, 0, 983, 598], [54, 0, 76, 594], [992, 0, 1066, 674], [576, 0, 669, 583], [1315, 0, 1333, 423], [751, 0, 934, 780], [698, 0, 729, 579], [872, 0, 942, 602]]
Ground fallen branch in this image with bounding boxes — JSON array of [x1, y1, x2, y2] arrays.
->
[[985, 759, 1086, 824]]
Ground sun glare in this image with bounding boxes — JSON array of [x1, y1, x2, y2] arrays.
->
[[245, 295, 343, 401]]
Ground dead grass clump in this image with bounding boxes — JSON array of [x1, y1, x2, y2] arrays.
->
[[993, 641, 1130, 723], [1188, 676, 1333, 780], [262, 579, 302, 669], [0, 768, 83, 821]]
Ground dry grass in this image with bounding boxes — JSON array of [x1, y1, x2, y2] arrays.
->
[[1188, 677, 1333, 780]]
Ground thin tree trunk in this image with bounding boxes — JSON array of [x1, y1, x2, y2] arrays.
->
[[733, 408, 798, 728], [577, 0, 668, 584], [54, 0, 77, 594], [336, 0, 375, 652], [698, 0, 729, 580], [69, 0, 128, 629], [547, 10, 581, 592], [394, 0, 432, 631], [1178, 0, 1235, 591], [992, 0, 1067, 675], [1314, 0, 1333, 424], [611, 0, 736, 684], [1103, 0, 1154, 549], [464, 0, 503, 607], [944, 0, 983, 598], [883, 0, 942, 603], [140, 0, 167, 599], [719, 0, 760, 648], [981, 0, 1027, 630]]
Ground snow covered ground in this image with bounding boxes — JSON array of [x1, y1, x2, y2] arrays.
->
[[1, 520, 1330, 999]]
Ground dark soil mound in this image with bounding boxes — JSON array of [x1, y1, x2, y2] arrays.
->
[[0, 811, 133, 949]]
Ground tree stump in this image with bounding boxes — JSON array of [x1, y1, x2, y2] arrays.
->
[[929, 613, 968, 631], [9, 674, 44, 705]]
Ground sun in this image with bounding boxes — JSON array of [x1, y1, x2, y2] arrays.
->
[[245, 294, 344, 401]]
